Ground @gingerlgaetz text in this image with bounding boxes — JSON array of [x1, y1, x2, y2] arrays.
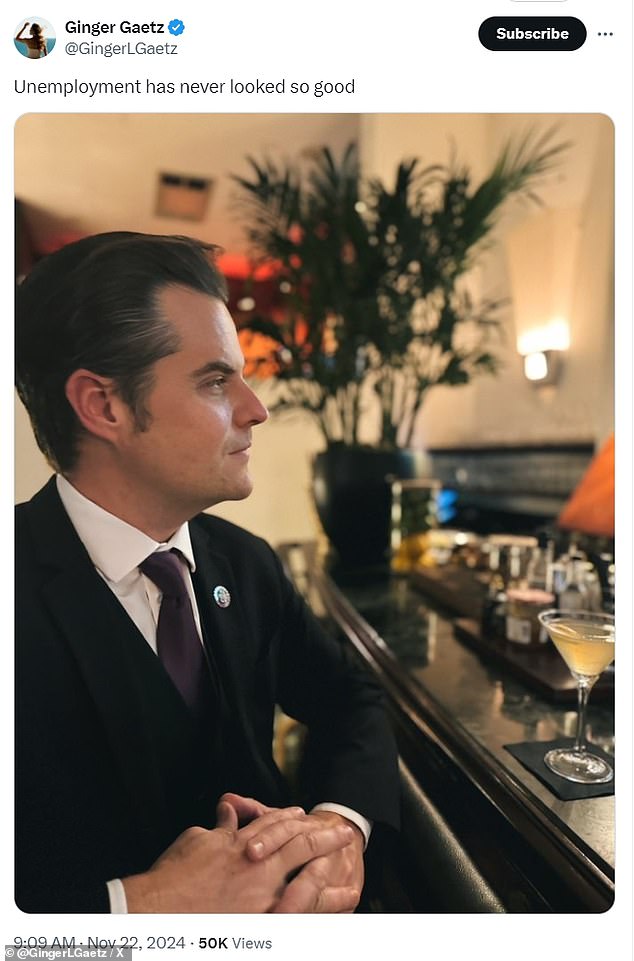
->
[[65, 41, 177, 56]]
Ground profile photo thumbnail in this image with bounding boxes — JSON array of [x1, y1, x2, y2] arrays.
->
[[14, 17, 55, 59]]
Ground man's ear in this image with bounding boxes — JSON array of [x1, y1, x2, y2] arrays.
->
[[64, 369, 129, 444]]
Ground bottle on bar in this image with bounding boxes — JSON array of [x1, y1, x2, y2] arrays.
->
[[481, 544, 506, 638], [558, 554, 592, 611]]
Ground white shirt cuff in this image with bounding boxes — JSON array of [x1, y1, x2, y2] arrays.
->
[[107, 878, 128, 913], [310, 803, 372, 850]]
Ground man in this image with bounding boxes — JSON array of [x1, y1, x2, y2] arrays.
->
[[15, 232, 399, 914]]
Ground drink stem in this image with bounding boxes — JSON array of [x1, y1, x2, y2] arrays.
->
[[574, 678, 595, 752]]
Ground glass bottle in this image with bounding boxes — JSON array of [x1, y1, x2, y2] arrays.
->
[[481, 544, 506, 638], [558, 555, 590, 610]]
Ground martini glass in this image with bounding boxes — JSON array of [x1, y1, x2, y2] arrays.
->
[[538, 609, 615, 784]]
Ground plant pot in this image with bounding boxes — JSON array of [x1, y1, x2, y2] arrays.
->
[[312, 445, 428, 568]]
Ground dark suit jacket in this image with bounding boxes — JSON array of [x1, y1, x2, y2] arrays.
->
[[15, 478, 399, 913]]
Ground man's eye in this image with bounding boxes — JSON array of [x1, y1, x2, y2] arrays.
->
[[202, 377, 226, 390]]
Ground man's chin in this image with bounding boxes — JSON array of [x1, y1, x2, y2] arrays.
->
[[221, 475, 254, 503], [196, 474, 254, 512]]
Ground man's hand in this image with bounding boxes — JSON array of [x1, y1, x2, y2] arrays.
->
[[245, 810, 365, 914], [121, 804, 359, 913], [216, 792, 287, 828]]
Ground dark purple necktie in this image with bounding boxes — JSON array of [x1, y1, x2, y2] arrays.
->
[[139, 549, 210, 718]]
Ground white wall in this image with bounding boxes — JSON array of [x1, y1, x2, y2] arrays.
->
[[15, 113, 360, 255]]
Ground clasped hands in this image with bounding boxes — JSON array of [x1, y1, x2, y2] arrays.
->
[[122, 793, 364, 914]]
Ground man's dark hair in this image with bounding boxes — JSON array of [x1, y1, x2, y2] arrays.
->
[[16, 232, 228, 473]]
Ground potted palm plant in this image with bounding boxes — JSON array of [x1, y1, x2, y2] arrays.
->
[[231, 132, 567, 565]]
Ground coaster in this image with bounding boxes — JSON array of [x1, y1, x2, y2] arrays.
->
[[504, 739, 615, 800]]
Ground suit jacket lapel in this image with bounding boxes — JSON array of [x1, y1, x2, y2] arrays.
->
[[189, 521, 270, 782], [189, 522, 253, 711]]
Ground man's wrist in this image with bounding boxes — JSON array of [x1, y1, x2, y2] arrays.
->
[[310, 804, 372, 849], [120, 872, 161, 913]]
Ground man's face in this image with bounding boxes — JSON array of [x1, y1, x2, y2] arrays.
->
[[117, 284, 268, 521]]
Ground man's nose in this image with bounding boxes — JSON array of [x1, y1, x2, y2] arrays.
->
[[237, 380, 268, 426]]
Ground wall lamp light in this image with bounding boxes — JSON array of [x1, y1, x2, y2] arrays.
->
[[517, 319, 569, 387], [523, 348, 564, 385]]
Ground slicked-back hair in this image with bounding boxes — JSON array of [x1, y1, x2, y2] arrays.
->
[[16, 232, 228, 473]]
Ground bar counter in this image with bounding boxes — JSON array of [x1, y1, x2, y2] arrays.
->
[[278, 542, 615, 913]]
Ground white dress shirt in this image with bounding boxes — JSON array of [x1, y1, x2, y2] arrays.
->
[[56, 475, 370, 913]]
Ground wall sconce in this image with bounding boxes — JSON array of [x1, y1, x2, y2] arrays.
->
[[523, 349, 564, 385], [517, 318, 569, 386]]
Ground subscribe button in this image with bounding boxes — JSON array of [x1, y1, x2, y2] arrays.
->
[[479, 17, 587, 51]]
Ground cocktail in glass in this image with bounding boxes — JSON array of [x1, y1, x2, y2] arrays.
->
[[538, 609, 614, 783]]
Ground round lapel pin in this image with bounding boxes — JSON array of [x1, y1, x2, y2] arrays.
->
[[213, 585, 231, 608]]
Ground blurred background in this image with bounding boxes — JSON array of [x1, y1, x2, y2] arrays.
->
[[14, 113, 614, 545]]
